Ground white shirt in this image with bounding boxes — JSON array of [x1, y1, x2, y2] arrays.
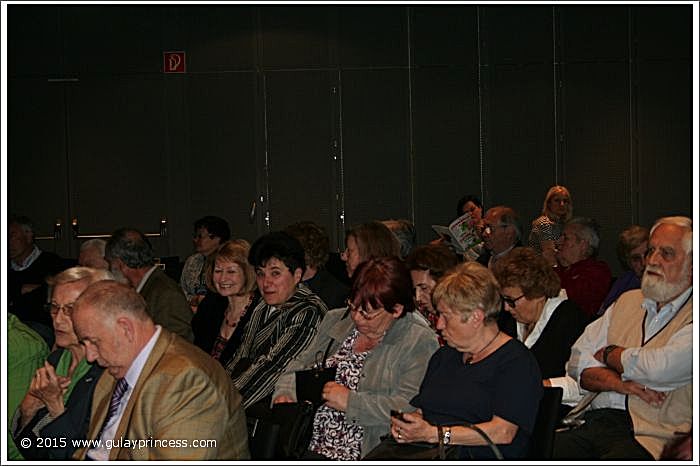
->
[[87, 326, 163, 460], [567, 287, 692, 410], [517, 290, 583, 405], [135, 265, 159, 293]]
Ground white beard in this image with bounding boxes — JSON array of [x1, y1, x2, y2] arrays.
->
[[641, 270, 689, 304]]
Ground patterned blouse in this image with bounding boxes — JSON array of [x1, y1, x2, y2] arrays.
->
[[308, 329, 368, 460], [528, 215, 564, 254], [179, 253, 208, 302]]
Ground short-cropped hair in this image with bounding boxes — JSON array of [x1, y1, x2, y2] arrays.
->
[[9, 214, 35, 236], [566, 217, 601, 258], [492, 247, 561, 299], [248, 231, 306, 274], [75, 280, 150, 322], [47, 266, 114, 287], [348, 256, 414, 318], [456, 194, 483, 219], [432, 261, 501, 323], [194, 216, 231, 242], [105, 228, 155, 269], [616, 225, 649, 270], [284, 221, 330, 269], [405, 244, 460, 280], [205, 239, 256, 294], [346, 221, 400, 262], [381, 219, 416, 260], [650, 216, 692, 256]]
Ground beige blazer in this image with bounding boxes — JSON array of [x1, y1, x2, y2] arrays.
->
[[74, 328, 250, 460]]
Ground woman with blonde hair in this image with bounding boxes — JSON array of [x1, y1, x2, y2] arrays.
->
[[528, 185, 573, 266]]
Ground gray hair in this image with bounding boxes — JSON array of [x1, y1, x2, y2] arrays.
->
[[80, 238, 107, 256], [488, 206, 522, 242], [9, 214, 35, 238], [105, 228, 155, 269], [48, 266, 114, 287], [381, 219, 416, 260], [650, 216, 692, 256], [566, 217, 601, 258]]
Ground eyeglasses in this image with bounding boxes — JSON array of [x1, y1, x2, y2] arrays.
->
[[46, 302, 76, 317], [482, 224, 508, 236], [346, 300, 384, 320], [501, 294, 525, 308]]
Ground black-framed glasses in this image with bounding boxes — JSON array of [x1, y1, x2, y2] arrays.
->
[[45, 302, 76, 317], [346, 299, 384, 320], [501, 294, 525, 308]]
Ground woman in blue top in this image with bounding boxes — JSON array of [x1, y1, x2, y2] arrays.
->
[[388, 261, 542, 460]]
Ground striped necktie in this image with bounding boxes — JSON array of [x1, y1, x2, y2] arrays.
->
[[97, 378, 129, 439]]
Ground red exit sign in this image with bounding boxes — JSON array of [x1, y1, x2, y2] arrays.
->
[[163, 51, 186, 73]]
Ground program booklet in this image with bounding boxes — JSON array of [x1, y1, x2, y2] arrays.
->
[[431, 212, 483, 256]]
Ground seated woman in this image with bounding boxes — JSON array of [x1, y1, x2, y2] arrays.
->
[[272, 256, 439, 460], [385, 262, 542, 460], [492, 247, 589, 412], [341, 221, 400, 280], [529, 185, 573, 266], [192, 240, 259, 365], [180, 215, 231, 311], [597, 225, 649, 316], [12, 267, 113, 460]]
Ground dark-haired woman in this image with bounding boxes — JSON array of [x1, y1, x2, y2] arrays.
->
[[273, 256, 439, 460]]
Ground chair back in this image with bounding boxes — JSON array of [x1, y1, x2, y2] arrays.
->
[[529, 386, 563, 459]]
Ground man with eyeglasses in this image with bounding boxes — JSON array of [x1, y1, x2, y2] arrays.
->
[[477, 206, 522, 271], [553, 216, 692, 460]]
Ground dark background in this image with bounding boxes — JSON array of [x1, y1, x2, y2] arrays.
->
[[7, 4, 693, 276]]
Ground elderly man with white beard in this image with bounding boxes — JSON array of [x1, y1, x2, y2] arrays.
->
[[553, 216, 692, 460]]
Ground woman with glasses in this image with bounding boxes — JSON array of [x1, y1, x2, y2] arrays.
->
[[382, 261, 542, 460], [180, 215, 231, 311], [492, 247, 588, 414], [272, 256, 439, 460], [528, 185, 573, 266], [12, 267, 113, 459]]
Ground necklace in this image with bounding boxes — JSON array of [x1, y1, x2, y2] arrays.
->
[[465, 330, 500, 364], [224, 295, 253, 328]]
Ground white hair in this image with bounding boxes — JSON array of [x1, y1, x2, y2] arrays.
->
[[650, 216, 692, 256]]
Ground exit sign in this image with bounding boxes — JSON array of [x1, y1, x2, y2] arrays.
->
[[163, 51, 186, 73]]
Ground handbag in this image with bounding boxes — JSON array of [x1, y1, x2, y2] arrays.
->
[[363, 435, 459, 460], [294, 338, 337, 407]]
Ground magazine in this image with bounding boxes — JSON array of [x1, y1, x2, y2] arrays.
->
[[431, 212, 483, 257]]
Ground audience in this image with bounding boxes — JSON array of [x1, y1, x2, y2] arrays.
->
[[555, 217, 612, 319], [597, 225, 649, 316], [341, 221, 400, 280], [13, 267, 112, 460], [529, 185, 573, 266], [225, 232, 328, 410], [105, 228, 194, 341], [273, 256, 439, 460], [6, 313, 49, 460], [191, 240, 259, 365], [380, 262, 542, 459], [71, 280, 250, 460], [553, 216, 692, 460], [180, 216, 231, 311], [492, 247, 588, 414], [404, 243, 460, 338], [78, 239, 109, 270], [285, 221, 350, 310], [477, 206, 521, 269], [9, 215, 65, 328]]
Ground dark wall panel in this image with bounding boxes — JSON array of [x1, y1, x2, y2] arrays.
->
[[185, 73, 260, 245], [338, 6, 408, 67], [67, 76, 171, 256], [265, 71, 337, 235], [411, 6, 477, 66], [342, 69, 410, 226], [635, 6, 692, 61], [8, 6, 63, 77], [561, 62, 630, 275], [559, 6, 629, 61], [412, 68, 481, 243], [8, 79, 71, 256], [483, 6, 554, 64]]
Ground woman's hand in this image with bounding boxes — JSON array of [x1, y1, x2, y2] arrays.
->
[[391, 408, 435, 444], [322, 381, 349, 412], [28, 362, 70, 418], [273, 395, 295, 404]]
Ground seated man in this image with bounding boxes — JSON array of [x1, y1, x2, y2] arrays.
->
[[477, 206, 521, 269], [555, 217, 612, 319], [225, 231, 328, 409], [105, 228, 194, 341], [9, 215, 65, 327], [71, 281, 250, 460], [553, 216, 692, 460], [285, 221, 349, 310]]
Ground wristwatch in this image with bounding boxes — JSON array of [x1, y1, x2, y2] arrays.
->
[[603, 344, 618, 365], [443, 426, 452, 445]]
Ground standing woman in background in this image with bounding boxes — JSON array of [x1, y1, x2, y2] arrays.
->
[[180, 216, 231, 311], [341, 222, 400, 280], [528, 186, 573, 266]]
